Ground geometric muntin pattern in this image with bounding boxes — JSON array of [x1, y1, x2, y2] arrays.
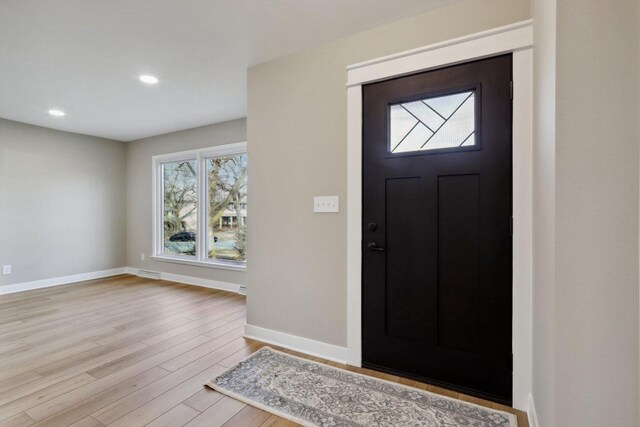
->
[[390, 90, 476, 153]]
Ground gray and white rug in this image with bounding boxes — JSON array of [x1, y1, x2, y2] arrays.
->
[[206, 347, 517, 427]]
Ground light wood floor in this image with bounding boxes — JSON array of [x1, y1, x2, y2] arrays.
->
[[0, 275, 528, 427]]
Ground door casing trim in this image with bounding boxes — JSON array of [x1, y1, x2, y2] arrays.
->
[[346, 20, 533, 411]]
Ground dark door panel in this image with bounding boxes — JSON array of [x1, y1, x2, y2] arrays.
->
[[362, 54, 513, 404]]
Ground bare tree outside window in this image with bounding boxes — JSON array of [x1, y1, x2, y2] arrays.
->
[[207, 154, 247, 262], [162, 160, 197, 256]]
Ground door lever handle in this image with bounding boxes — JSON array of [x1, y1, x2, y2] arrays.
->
[[367, 242, 385, 252]]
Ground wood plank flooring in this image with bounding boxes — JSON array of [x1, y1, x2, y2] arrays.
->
[[0, 275, 528, 426]]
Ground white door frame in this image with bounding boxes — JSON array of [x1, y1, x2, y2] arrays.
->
[[346, 20, 533, 411]]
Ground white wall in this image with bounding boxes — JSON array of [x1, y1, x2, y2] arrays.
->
[[0, 118, 127, 287], [533, 0, 640, 425], [125, 119, 246, 286], [246, 0, 531, 348]]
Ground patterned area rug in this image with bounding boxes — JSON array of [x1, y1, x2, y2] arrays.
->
[[205, 347, 517, 427]]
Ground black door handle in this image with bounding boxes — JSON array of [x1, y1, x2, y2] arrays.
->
[[367, 242, 385, 252]]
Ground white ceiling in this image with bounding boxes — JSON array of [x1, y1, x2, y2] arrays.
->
[[0, 0, 459, 141]]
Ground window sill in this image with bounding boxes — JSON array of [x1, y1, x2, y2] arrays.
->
[[151, 255, 246, 272]]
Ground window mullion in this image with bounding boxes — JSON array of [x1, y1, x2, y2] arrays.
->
[[197, 152, 207, 262], [154, 160, 163, 257]]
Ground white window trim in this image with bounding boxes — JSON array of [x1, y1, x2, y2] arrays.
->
[[346, 20, 533, 411], [152, 142, 247, 271]]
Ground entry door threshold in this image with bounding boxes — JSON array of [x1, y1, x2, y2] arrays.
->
[[361, 362, 512, 407]]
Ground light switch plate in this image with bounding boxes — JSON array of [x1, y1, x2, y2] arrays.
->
[[2, 265, 11, 275], [314, 196, 339, 213]]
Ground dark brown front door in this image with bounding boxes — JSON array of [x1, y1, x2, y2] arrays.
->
[[362, 54, 513, 404]]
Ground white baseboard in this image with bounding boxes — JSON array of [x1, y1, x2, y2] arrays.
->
[[125, 267, 241, 294], [244, 324, 348, 364], [0, 267, 128, 295], [158, 271, 241, 294], [123, 267, 137, 275], [528, 393, 539, 427], [0, 266, 243, 296]]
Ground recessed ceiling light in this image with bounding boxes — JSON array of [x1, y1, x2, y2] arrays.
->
[[48, 109, 65, 117], [139, 75, 159, 84]]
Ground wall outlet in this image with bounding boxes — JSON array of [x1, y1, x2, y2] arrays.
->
[[314, 196, 339, 213], [2, 265, 11, 275], [140, 253, 145, 261]]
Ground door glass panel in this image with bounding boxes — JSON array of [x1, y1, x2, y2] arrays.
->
[[390, 90, 475, 153]]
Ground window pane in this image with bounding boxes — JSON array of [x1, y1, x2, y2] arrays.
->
[[207, 154, 247, 263], [390, 91, 476, 153], [162, 160, 197, 256]]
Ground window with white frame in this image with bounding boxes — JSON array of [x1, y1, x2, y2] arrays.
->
[[152, 142, 247, 270]]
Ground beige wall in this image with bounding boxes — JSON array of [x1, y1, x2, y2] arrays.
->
[[0, 118, 127, 287], [554, 0, 639, 425], [125, 119, 246, 286], [533, 0, 640, 425], [246, 0, 531, 347], [532, 0, 556, 425]]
